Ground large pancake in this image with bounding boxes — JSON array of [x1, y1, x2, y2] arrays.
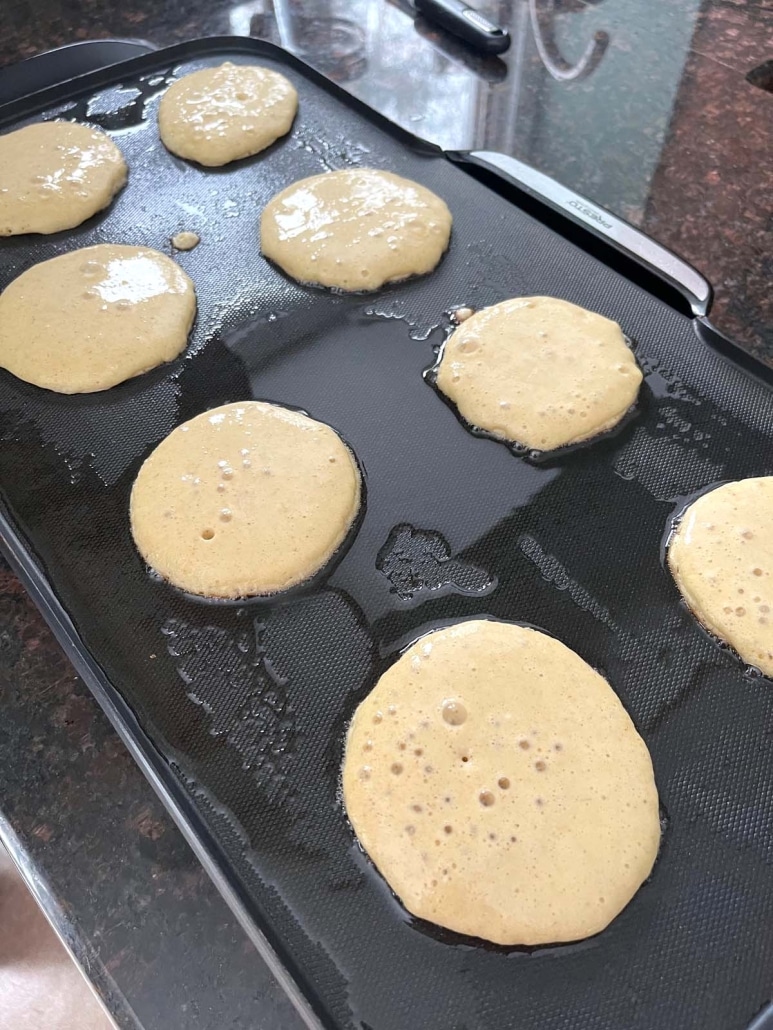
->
[[343, 619, 660, 945]]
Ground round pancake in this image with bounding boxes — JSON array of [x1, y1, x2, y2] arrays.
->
[[158, 62, 298, 166], [260, 168, 452, 291], [343, 619, 660, 946], [435, 296, 642, 451], [0, 121, 127, 236], [130, 401, 361, 598], [0, 244, 195, 394], [668, 477, 773, 677]]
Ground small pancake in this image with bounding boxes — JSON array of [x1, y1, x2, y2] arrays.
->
[[260, 168, 452, 291], [170, 231, 200, 251], [343, 619, 660, 946], [158, 62, 298, 167], [0, 121, 127, 236], [130, 401, 361, 598], [668, 477, 773, 677], [435, 296, 642, 451], [0, 244, 195, 394]]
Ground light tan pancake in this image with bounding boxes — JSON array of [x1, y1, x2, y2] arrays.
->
[[130, 401, 361, 598], [260, 168, 452, 291], [158, 62, 298, 167], [0, 121, 127, 236], [0, 245, 195, 394], [668, 477, 773, 677], [343, 619, 660, 946], [435, 296, 642, 451]]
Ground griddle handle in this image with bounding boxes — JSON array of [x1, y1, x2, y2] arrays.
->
[[0, 39, 156, 108], [459, 149, 712, 318]]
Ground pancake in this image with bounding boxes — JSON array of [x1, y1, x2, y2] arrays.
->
[[0, 244, 195, 394], [260, 168, 452, 291], [668, 477, 773, 677], [343, 619, 660, 946], [0, 121, 127, 236], [130, 401, 361, 598], [434, 296, 642, 451], [158, 62, 298, 166]]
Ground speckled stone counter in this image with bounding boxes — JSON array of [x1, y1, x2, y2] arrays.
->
[[0, 567, 303, 1030], [0, 2, 771, 1028]]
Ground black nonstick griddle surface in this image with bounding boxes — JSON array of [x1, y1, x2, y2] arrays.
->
[[2, 37, 773, 1030]]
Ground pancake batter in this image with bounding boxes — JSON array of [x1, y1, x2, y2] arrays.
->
[[158, 62, 298, 166], [343, 619, 660, 945], [0, 244, 195, 393], [0, 121, 127, 235], [668, 476, 773, 677], [435, 296, 642, 452], [260, 168, 452, 291], [130, 401, 361, 598]]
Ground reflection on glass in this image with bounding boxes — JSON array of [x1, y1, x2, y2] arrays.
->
[[528, 0, 609, 82], [239, 0, 702, 227]]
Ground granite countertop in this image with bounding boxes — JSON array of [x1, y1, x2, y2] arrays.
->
[[0, 2, 771, 1028]]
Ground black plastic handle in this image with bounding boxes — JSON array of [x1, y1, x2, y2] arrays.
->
[[456, 149, 712, 318], [0, 39, 155, 108], [414, 0, 511, 54]]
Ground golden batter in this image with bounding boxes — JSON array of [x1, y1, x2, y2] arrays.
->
[[435, 296, 642, 451], [171, 231, 200, 250], [0, 245, 196, 393], [130, 401, 361, 598], [668, 477, 773, 677], [260, 168, 452, 291], [158, 62, 298, 166], [343, 619, 660, 946], [0, 121, 127, 236]]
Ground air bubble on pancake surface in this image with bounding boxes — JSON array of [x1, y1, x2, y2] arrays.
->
[[442, 700, 467, 725]]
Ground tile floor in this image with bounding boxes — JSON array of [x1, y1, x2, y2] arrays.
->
[[0, 844, 114, 1030]]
